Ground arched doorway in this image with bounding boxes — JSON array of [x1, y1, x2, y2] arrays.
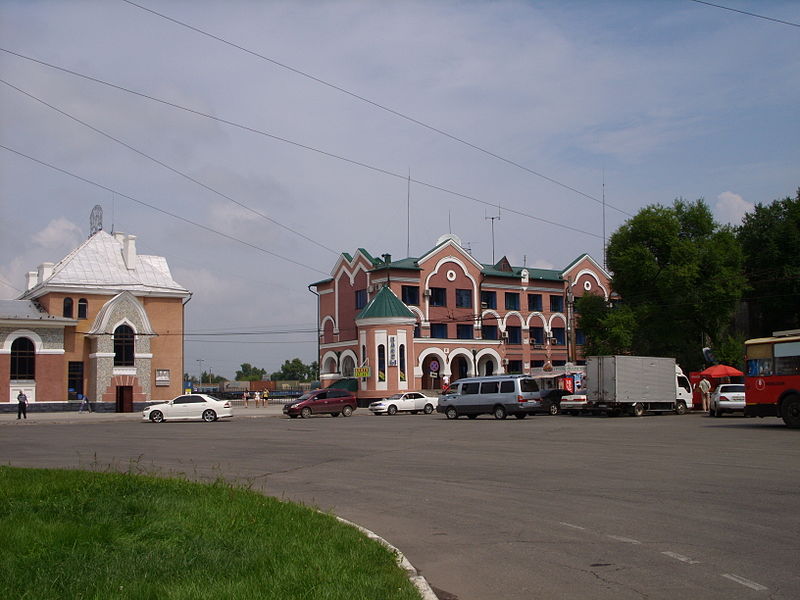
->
[[422, 354, 445, 390], [340, 355, 355, 377], [450, 355, 470, 382]]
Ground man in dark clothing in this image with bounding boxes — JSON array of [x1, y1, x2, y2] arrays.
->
[[17, 390, 28, 419]]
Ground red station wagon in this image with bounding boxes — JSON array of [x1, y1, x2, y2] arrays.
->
[[283, 389, 358, 419]]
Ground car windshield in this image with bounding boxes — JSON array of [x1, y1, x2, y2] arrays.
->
[[297, 392, 315, 401], [720, 384, 745, 393]]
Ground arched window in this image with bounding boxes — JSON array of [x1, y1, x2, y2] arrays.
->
[[63, 297, 73, 318], [114, 325, 135, 366], [77, 298, 88, 319], [11, 337, 35, 379], [378, 344, 386, 382]]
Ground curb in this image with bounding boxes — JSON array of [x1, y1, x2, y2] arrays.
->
[[336, 516, 438, 600]]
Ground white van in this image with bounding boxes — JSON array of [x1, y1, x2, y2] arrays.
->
[[436, 374, 543, 420]]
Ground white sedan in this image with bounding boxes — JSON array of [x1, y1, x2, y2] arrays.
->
[[143, 394, 233, 423], [369, 392, 438, 415], [709, 384, 746, 417]]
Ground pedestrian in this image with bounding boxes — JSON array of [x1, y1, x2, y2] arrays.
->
[[79, 393, 92, 413], [698, 377, 711, 412], [243, 391, 248, 408], [17, 390, 28, 420], [254, 391, 261, 408], [442, 374, 450, 394], [263, 388, 270, 406]]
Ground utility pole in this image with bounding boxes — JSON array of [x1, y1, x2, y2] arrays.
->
[[485, 204, 501, 263], [196, 359, 204, 383]]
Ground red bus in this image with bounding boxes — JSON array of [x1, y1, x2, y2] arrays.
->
[[744, 329, 800, 428]]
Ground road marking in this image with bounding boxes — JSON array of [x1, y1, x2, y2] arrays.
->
[[722, 574, 768, 592], [607, 535, 641, 544], [559, 522, 586, 530], [661, 551, 700, 565]]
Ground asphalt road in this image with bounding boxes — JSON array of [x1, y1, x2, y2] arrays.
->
[[2, 410, 798, 599]]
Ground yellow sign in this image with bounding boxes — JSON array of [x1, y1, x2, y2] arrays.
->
[[354, 367, 371, 378]]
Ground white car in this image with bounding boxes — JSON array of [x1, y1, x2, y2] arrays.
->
[[143, 394, 233, 423], [369, 392, 438, 415], [709, 384, 746, 417], [560, 394, 589, 415]]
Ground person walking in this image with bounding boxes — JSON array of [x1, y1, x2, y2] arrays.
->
[[263, 388, 270, 407], [698, 377, 712, 412], [243, 391, 249, 408], [78, 393, 92, 413], [254, 391, 261, 408], [17, 390, 28, 420]]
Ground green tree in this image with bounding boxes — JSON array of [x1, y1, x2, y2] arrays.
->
[[201, 371, 227, 384], [576, 293, 636, 356], [235, 363, 267, 381], [270, 358, 316, 381], [737, 188, 800, 335], [606, 198, 745, 371]]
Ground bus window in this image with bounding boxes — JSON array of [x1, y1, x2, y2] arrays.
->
[[775, 341, 800, 376], [747, 358, 773, 377]]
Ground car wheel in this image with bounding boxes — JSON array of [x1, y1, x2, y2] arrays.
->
[[202, 409, 217, 422], [514, 413, 527, 419], [330, 412, 340, 417], [341, 405, 354, 417], [781, 395, 800, 428], [675, 400, 687, 415], [445, 406, 458, 420], [631, 403, 645, 417], [300, 407, 312, 419], [549, 402, 560, 416], [493, 405, 507, 420], [388, 405, 398, 416], [150, 410, 164, 423], [423, 403, 434, 415]]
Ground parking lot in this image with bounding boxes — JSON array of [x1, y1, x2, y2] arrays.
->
[[2, 409, 798, 599]]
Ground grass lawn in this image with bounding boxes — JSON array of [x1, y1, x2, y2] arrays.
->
[[0, 466, 422, 600]]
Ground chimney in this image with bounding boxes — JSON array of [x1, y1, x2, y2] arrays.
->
[[122, 234, 137, 270], [26, 271, 38, 290], [37, 262, 54, 285]]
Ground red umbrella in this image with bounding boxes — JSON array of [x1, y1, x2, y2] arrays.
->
[[699, 364, 743, 378]]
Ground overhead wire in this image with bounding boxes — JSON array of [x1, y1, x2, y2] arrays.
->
[[0, 47, 603, 239], [0, 143, 330, 276], [687, 0, 800, 28], [120, 0, 631, 216]]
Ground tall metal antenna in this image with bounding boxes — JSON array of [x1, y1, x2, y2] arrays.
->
[[602, 170, 607, 269], [406, 168, 411, 257], [485, 203, 501, 263]]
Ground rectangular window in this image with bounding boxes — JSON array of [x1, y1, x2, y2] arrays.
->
[[505, 292, 520, 311], [430, 287, 447, 307], [531, 327, 544, 345], [462, 382, 480, 394], [506, 326, 522, 344], [456, 324, 474, 339], [550, 295, 564, 313], [355, 289, 367, 309], [68, 361, 84, 400], [430, 323, 448, 339], [528, 294, 542, 312], [531, 360, 545, 368], [575, 329, 586, 345], [402, 285, 420, 305], [455, 289, 472, 308], [482, 325, 498, 340], [551, 327, 566, 345], [480, 381, 499, 394], [480, 291, 497, 309], [508, 360, 523, 374]]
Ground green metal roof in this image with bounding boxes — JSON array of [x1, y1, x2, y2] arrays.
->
[[481, 264, 563, 281], [356, 286, 415, 320]]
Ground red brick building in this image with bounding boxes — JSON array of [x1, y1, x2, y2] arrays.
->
[[311, 234, 611, 402], [1, 228, 190, 412]]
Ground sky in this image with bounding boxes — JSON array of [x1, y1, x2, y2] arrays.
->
[[1, 0, 798, 380]]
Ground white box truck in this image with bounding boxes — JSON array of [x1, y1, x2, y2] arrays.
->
[[582, 356, 693, 416]]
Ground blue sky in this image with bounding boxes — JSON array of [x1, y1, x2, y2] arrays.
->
[[1, 0, 798, 378]]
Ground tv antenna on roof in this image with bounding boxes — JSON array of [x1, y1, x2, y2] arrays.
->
[[485, 204, 501, 263]]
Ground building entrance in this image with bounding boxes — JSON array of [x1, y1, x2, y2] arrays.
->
[[116, 386, 133, 413]]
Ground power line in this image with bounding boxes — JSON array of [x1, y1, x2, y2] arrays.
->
[[120, 0, 630, 215], [0, 143, 330, 276], [687, 0, 800, 28], [0, 77, 340, 256], [0, 47, 604, 239]]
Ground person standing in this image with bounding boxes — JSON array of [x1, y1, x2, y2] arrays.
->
[[254, 391, 261, 408], [243, 391, 249, 408], [263, 388, 270, 407], [17, 390, 28, 420], [698, 377, 711, 412]]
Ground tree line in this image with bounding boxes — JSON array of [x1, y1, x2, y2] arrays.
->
[[184, 358, 319, 384], [577, 189, 799, 371]]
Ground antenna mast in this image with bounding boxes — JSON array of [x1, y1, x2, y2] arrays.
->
[[602, 170, 607, 269], [407, 169, 411, 257], [485, 204, 501, 263]]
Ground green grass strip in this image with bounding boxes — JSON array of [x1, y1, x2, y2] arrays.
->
[[0, 466, 421, 600]]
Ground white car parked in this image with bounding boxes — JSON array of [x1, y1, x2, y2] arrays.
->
[[709, 384, 746, 417], [369, 392, 438, 415], [143, 394, 233, 423]]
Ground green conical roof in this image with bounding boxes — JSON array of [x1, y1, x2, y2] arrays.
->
[[356, 286, 415, 320]]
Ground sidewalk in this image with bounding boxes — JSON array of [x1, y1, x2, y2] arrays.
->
[[0, 404, 288, 425]]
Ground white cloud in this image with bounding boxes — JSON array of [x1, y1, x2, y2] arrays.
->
[[32, 218, 83, 248], [715, 191, 754, 226]]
